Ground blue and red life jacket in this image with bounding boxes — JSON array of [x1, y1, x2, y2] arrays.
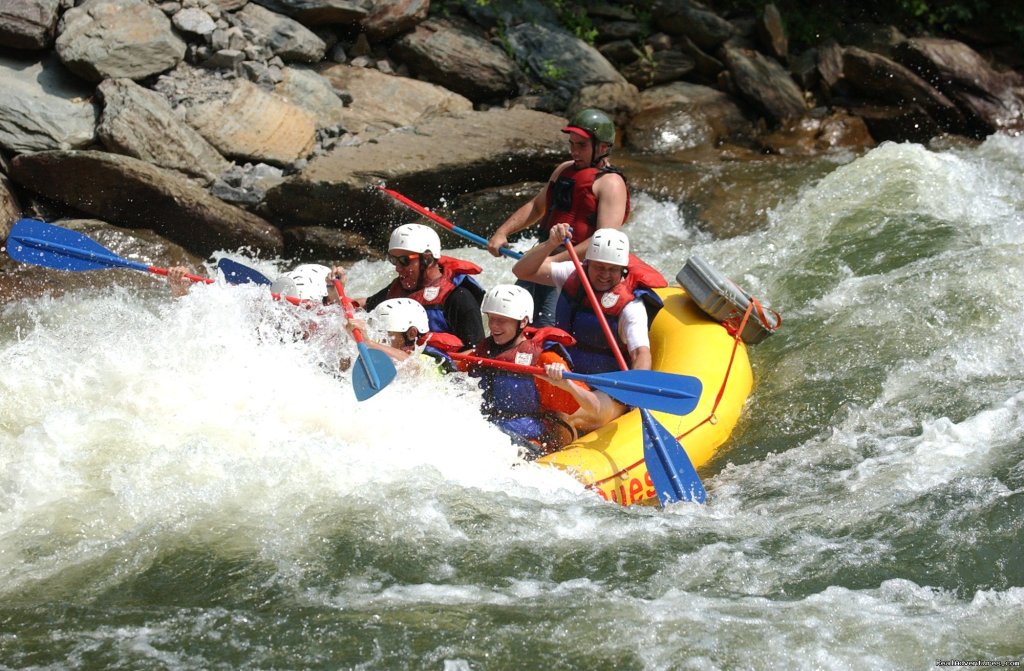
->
[[554, 255, 667, 374], [384, 256, 485, 335], [471, 326, 575, 422], [539, 165, 630, 245]]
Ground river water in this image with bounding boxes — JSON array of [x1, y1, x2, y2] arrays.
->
[[2, 136, 1023, 669]]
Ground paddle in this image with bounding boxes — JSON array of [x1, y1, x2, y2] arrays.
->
[[563, 237, 707, 505], [217, 257, 272, 286], [5, 218, 314, 305], [378, 186, 524, 260], [7, 217, 215, 284], [448, 351, 701, 416], [332, 279, 397, 401]]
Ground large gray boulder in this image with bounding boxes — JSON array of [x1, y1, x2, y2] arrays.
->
[[570, 81, 641, 121], [0, 0, 61, 50], [461, 0, 560, 31], [362, 0, 429, 41], [722, 45, 806, 123], [506, 22, 629, 100], [10, 150, 284, 257], [232, 3, 326, 63], [895, 37, 1024, 136], [0, 54, 97, 154], [392, 18, 519, 102], [96, 78, 231, 183], [653, 0, 734, 51], [275, 66, 349, 130], [845, 103, 944, 144], [173, 8, 217, 37], [55, 0, 186, 83], [317, 64, 472, 136], [282, 225, 379, 262], [756, 3, 788, 62], [249, 0, 371, 26], [620, 49, 695, 90], [164, 69, 317, 167], [264, 108, 565, 243], [626, 82, 751, 153], [842, 46, 965, 133]]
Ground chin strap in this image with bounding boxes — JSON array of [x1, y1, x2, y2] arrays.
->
[[588, 131, 610, 167], [415, 252, 434, 290]]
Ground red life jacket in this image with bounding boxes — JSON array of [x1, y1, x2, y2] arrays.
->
[[385, 256, 482, 306], [539, 164, 630, 245], [384, 256, 485, 335], [419, 331, 464, 352], [555, 255, 667, 374]]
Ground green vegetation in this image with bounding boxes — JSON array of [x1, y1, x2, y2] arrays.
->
[[551, 0, 600, 44], [540, 58, 568, 80]]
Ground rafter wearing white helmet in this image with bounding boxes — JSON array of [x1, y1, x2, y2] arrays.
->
[[481, 284, 534, 323], [270, 263, 331, 302], [370, 297, 429, 336], [389, 223, 440, 258], [585, 228, 629, 267]]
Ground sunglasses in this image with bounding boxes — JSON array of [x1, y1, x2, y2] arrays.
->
[[387, 253, 420, 267]]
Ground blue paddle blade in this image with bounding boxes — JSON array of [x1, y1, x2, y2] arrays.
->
[[574, 370, 702, 416], [352, 344, 398, 401], [217, 258, 272, 286], [641, 408, 707, 505], [6, 218, 147, 272]]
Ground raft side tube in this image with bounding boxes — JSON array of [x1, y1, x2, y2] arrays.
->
[[537, 287, 753, 505]]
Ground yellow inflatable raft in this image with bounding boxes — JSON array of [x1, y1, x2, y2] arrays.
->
[[537, 286, 753, 506]]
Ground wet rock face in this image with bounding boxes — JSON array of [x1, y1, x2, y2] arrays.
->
[[894, 37, 1024, 136]]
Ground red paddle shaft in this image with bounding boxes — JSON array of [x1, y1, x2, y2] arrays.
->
[[563, 240, 630, 371]]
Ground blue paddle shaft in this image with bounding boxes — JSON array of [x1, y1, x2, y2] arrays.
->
[[356, 341, 382, 390], [450, 224, 522, 259], [563, 369, 698, 400], [564, 369, 702, 416]]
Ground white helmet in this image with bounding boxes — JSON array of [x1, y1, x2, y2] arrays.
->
[[389, 223, 440, 257], [369, 298, 429, 335], [586, 229, 630, 266], [270, 263, 330, 301], [481, 284, 533, 323]]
